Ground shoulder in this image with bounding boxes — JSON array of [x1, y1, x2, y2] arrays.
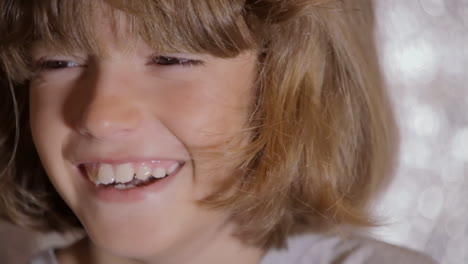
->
[[261, 232, 438, 264], [29, 249, 58, 264]]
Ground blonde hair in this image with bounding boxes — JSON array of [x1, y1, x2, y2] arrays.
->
[[0, 0, 397, 249]]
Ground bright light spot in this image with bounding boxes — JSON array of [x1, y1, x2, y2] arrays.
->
[[383, 187, 415, 213], [406, 104, 442, 136], [384, 38, 438, 84], [400, 138, 431, 168], [418, 186, 444, 219], [451, 127, 468, 161]]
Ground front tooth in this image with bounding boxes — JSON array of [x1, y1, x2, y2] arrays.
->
[[98, 164, 115, 185], [167, 163, 180, 175], [152, 167, 166, 179], [136, 163, 152, 180], [115, 163, 134, 183]]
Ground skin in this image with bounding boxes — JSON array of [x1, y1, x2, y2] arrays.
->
[[29, 16, 263, 264]]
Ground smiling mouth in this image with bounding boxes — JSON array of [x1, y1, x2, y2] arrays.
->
[[80, 161, 184, 190]]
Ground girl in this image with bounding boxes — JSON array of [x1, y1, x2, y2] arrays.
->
[[0, 0, 437, 263]]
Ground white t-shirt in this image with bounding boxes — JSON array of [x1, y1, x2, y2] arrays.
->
[[29, 233, 438, 264]]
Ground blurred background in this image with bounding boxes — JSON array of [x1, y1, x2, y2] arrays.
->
[[369, 1, 467, 264], [1, 0, 467, 263]]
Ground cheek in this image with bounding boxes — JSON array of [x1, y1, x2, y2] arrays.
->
[[29, 83, 72, 193], [149, 75, 253, 151], [29, 77, 71, 129], [140, 77, 252, 189], [29, 83, 65, 146]]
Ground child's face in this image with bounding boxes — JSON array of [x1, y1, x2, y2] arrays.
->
[[29, 17, 257, 258]]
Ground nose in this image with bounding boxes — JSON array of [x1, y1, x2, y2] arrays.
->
[[76, 69, 142, 140]]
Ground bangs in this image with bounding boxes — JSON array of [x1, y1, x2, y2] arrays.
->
[[0, 0, 257, 82]]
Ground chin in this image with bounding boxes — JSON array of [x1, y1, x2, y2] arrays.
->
[[84, 219, 182, 259]]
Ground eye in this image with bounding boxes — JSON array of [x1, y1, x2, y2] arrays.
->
[[150, 55, 203, 67], [35, 60, 82, 71]]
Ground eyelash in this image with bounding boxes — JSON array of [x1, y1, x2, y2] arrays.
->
[[35, 56, 203, 72], [35, 60, 81, 71], [149, 56, 203, 67]]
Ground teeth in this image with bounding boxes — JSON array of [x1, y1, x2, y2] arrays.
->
[[97, 164, 114, 185], [136, 163, 152, 180], [115, 184, 127, 190], [87, 161, 182, 186], [115, 163, 134, 183], [88, 165, 99, 184], [114, 183, 137, 190], [167, 163, 180, 175], [152, 167, 166, 179]]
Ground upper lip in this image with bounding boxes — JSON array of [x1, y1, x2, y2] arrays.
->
[[66, 144, 187, 166]]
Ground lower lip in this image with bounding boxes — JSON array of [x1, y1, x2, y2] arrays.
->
[[78, 164, 183, 203]]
